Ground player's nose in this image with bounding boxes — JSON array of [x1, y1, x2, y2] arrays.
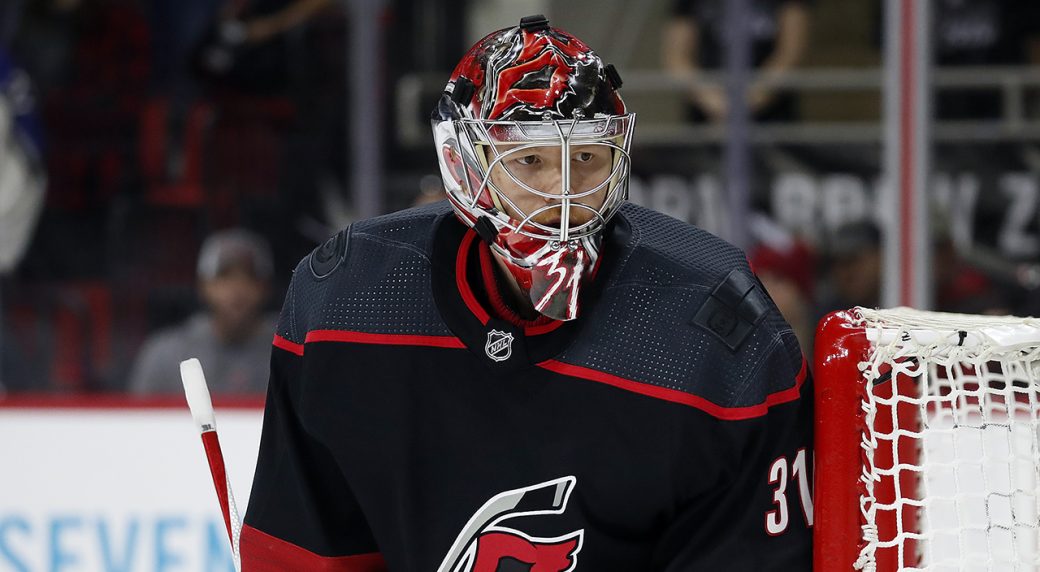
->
[[533, 174, 566, 199]]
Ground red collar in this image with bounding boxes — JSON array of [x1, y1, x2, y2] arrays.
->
[[477, 240, 557, 330], [453, 230, 564, 335]]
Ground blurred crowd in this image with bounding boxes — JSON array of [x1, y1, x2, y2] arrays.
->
[[0, 0, 349, 394], [658, 0, 1040, 357], [1, 0, 1040, 395]]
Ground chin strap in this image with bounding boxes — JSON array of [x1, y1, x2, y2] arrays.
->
[[473, 215, 499, 244]]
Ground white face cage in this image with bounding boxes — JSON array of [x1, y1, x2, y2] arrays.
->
[[435, 113, 636, 245]]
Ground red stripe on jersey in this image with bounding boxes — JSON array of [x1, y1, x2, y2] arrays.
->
[[306, 329, 466, 349], [240, 525, 387, 571], [456, 230, 491, 325], [538, 356, 808, 420], [272, 334, 305, 356]]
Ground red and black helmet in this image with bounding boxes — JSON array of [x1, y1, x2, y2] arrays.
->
[[432, 15, 635, 321]]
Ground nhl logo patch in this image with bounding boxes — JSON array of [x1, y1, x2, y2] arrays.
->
[[485, 329, 514, 362]]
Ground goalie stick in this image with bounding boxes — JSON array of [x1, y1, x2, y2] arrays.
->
[[180, 358, 243, 572]]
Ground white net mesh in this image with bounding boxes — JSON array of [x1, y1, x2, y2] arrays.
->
[[852, 307, 1040, 571]]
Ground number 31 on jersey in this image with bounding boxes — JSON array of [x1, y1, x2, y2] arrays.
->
[[765, 448, 813, 536]]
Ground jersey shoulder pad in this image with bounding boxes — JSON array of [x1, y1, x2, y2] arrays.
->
[[612, 203, 747, 290], [274, 202, 455, 346], [691, 268, 771, 352], [557, 204, 803, 414]]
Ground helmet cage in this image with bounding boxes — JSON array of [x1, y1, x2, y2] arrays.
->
[[429, 18, 634, 320], [444, 113, 635, 247]]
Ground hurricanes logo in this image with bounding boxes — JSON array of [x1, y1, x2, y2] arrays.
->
[[485, 27, 592, 121], [485, 329, 514, 362], [438, 477, 584, 572]]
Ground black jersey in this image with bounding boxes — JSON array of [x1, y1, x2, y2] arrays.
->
[[242, 202, 813, 571]]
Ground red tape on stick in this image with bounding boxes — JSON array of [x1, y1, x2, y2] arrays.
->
[[201, 431, 234, 546]]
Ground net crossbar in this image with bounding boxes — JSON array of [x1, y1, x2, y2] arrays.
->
[[845, 307, 1040, 571]]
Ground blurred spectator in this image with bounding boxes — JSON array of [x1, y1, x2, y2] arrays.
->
[[0, 46, 46, 274], [1016, 276, 1040, 318], [192, 0, 333, 95], [128, 229, 276, 394], [145, 0, 220, 189], [412, 174, 447, 208], [751, 243, 815, 356], [933, 0, 1040, 120], [748, 215, 817, 356], [933, 236, 1001, 315], [872, 0, 1040, 120], [1, 1, 21, 45], [0, 46, 45, 393], [11, 0, 151, 283], [149, 0, 216, 93], [815, 220, 882, 320], [8, 0, 81, 96], [662, 0, 811, 123], [189, 0, 343, 284]]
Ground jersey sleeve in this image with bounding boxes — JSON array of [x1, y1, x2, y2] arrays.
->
[[655, 339, 814, 570], [241, 264, 387, 571]]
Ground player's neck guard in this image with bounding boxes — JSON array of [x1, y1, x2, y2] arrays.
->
[[490, 230, 602, 322]]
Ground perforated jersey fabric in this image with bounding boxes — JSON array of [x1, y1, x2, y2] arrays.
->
[[276, 200, 802, 409], [276, 202, 455, 345], [559, 202, 804, 409]]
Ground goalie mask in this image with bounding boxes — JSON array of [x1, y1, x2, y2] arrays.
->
[[432, 15, 635, 321]]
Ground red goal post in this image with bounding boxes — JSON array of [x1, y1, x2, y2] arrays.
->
[[814, 307, 1040, 571]]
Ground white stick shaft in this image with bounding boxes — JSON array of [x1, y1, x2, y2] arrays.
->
[[181, 358, 217, 432]]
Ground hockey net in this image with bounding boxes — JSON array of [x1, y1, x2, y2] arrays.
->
[[814, 307, 1040, 571]]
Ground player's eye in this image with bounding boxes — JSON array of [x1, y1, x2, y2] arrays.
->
[[514, 155, 540, 166], [573, 151, 595, 163]]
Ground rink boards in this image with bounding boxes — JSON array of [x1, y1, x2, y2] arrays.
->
[[0, 399, 263, 572]]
